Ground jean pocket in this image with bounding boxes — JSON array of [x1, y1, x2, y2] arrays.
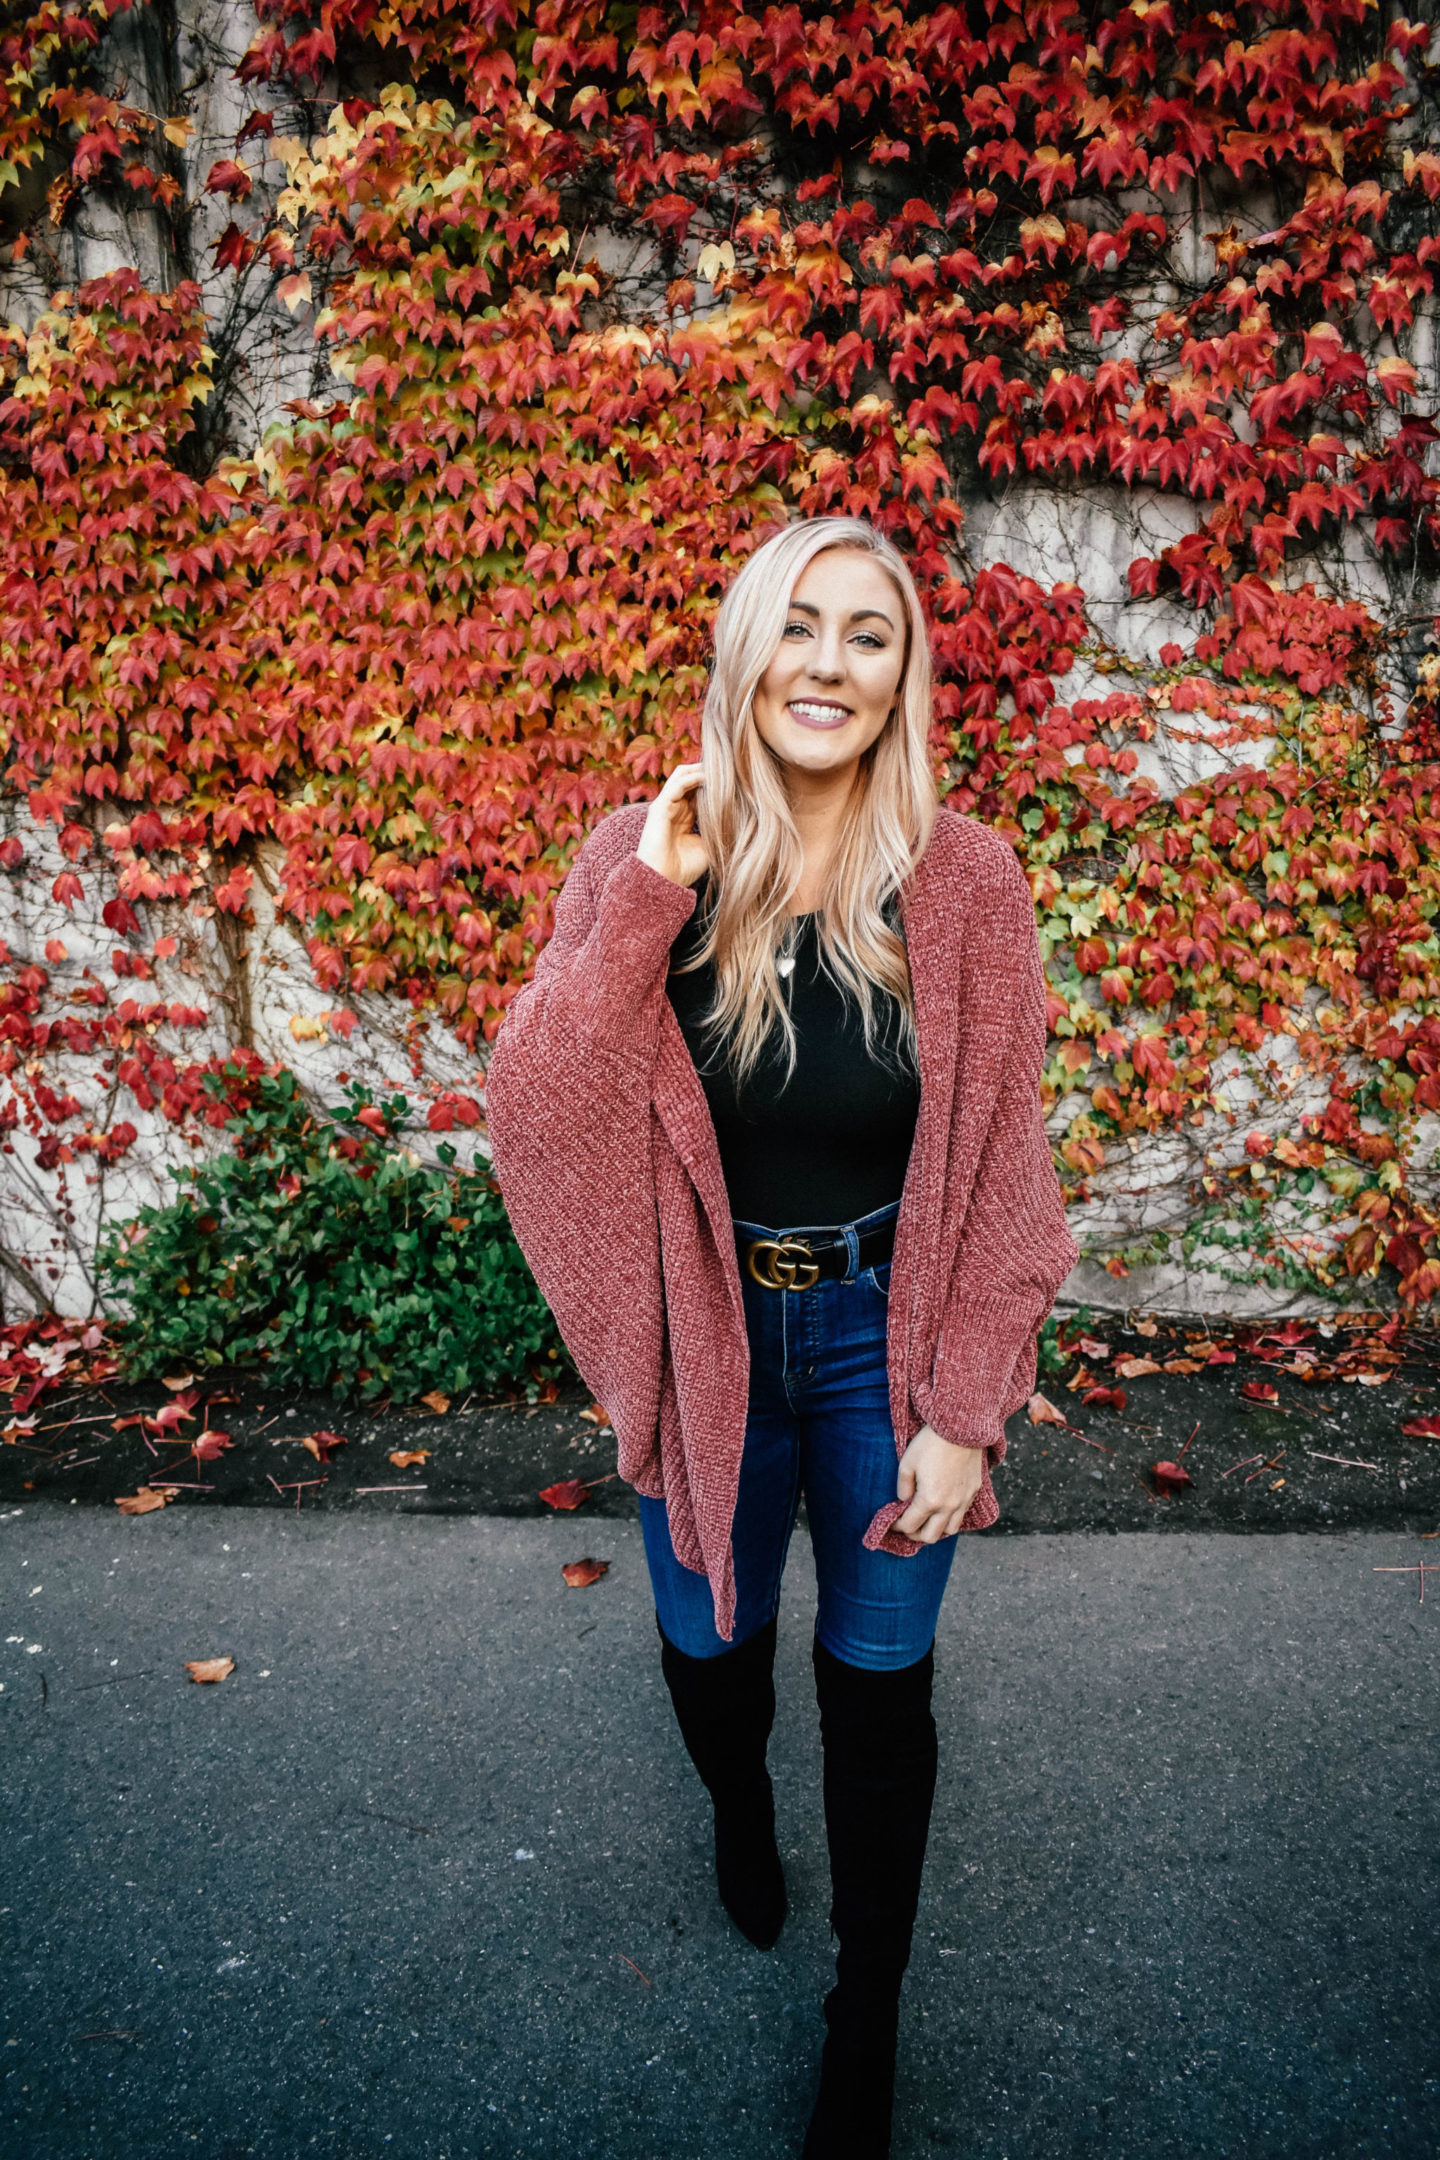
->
[[862, 1260, 892, 1300]]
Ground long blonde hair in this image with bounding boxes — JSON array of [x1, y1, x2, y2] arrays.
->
[[687, 517, 937, 1085]]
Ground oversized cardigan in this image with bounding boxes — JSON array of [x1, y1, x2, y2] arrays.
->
[[485, 803, 1078, 1640]]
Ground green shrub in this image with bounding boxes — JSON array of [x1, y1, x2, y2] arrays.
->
[[98, 1066, 562, 1402], [1037, 1308, 1090, 1378]]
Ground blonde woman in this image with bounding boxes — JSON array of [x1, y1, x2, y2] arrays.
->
[[486, 516, 1076, 2158]]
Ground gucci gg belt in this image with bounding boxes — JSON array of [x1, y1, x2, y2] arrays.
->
[[739, 1216, 897, 1291]]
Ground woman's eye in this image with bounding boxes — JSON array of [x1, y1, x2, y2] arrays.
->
[[783, 620, 811, 637]]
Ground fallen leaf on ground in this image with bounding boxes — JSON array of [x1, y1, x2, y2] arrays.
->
[[1206, 1348, 1237, 1365], [162, 1373, 196, 1390], [184, 1656, 235, 1684], [1081, 1386, 1127, 1412], [1240, 1381, 1278, 1404], [3, 1416, 36, 1442], [1152, 1460, 1193, 1494], [389, 1449, 431, 1469], [539, 1478, 589, 1511], [1133, 1318, 1159, 1337], [579, 1402, 612, 1427], [298, 1430, 348, 1462], [419, 1390, 450, 1415], [150, 1390, 199, 1432], [1075, 1336, 1110, 1359], [561, 1558, 609, 1588], [1027, 1392, 1067, 1427], [1163, 1358, 1205, 1374], [1260, 1321, 1313, 1347], [1401, 1415, 1440, 1438], [115, 1488, 173, 1514], [1114, 1356, 1162, 1379], [1353, 1372, 1388, 1387], [192, 1429, 233, 1461]]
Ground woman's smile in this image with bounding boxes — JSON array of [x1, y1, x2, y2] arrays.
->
[[788, 698, 854, 728]]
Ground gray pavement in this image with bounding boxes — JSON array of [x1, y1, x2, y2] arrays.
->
[[2, 1511, 1437, 2159]]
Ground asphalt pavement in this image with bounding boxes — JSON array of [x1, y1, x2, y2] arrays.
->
[[2, 1511, 1437, 2160]]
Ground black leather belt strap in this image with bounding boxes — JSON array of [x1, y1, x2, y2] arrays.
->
[[738, 1216, 897, 1291]]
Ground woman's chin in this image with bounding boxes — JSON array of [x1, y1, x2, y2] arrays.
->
[[763, 721, 870, 776]]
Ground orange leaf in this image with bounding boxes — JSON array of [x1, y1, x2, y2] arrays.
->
[[298, 1429, 348, 1462], [1027, 1392, 1067, 1427], [561, 1558, 609, 1588], [192, 1429, 233, 1461], [1114, 1357, 1162, 1379], [420, 1391, 450, 1415], [115, 1488, 173, 1514], [579, 1403, 612, 1428], [185, 1656, 235, 1684], [389, 1449, 431, 1468], [539, 1478, 589, 1511]]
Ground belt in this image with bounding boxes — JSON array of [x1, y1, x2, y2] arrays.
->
[[739, 1216, 897, 1291]]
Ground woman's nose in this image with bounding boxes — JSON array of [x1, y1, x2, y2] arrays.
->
[[806, 633, 846, 681]]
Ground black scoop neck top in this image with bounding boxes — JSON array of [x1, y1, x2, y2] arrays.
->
[[665, 892, 921, 1231]]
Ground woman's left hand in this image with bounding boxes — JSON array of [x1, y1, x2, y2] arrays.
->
[[893, 1425, 985, 1543]]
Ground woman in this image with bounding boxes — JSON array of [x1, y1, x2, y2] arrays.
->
[[486, 516, 1076, 2157]]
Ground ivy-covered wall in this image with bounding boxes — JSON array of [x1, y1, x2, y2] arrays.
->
[[2, 0, 1439, 1320]]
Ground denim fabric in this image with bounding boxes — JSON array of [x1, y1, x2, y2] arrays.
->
[[640, 1201, 958, 1671]]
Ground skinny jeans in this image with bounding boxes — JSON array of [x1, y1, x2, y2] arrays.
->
[[640, 1201, 958, 1671]]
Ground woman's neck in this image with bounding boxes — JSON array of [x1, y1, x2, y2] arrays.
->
[[785, 759, 859, 913]]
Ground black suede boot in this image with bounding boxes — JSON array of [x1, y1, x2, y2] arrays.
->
[[658, 1614, 788, 1950], [802, 1638, 939, 2160]]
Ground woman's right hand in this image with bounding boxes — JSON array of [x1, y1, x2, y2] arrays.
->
[[636, 762, 710, 889]]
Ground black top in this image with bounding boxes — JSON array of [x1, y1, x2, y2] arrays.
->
[[666, 892, 921, 1230]]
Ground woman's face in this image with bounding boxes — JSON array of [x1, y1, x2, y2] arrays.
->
[[750, 549, 907, 782]]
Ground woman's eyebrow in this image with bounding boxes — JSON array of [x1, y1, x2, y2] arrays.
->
[[788, 601, 896, 629]]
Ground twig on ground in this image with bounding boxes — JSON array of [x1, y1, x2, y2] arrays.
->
[[617, 1954, 652, 1987], [1221, 1453, 1264, 1479], [1307, 1451, 1382, 1473]]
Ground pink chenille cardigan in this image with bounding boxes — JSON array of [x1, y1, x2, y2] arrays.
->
[[485, 803, 1078, 1639]]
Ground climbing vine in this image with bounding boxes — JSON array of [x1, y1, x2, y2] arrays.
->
[[2, 0, 1440, 1304]]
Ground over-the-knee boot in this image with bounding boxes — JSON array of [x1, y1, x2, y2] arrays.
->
[[658, 1614, 788, 1949], [802, 1638, 939, 2160]]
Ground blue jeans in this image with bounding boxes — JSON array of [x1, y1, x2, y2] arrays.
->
[[640, 1201, 958, 1671]]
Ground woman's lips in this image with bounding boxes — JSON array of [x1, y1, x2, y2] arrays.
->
[[787, 699, 853, 729]]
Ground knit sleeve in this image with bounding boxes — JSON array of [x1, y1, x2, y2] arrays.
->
[[912, 852, 1078, 1454], [487, 839, 698, 1104]]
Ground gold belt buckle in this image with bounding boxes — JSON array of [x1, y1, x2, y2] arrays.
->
[[746, 1237, 820, 1291]]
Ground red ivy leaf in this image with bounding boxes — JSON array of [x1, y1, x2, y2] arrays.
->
[[539, 1478, 589, 1511], [561, 1557, 609, 1588]]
